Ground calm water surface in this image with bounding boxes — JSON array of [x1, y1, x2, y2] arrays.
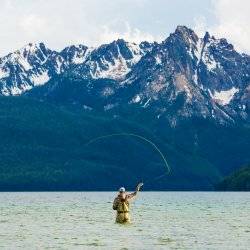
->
[[0, 192, 249, 249]]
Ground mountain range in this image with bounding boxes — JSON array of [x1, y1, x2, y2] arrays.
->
[[0, 26, 249, 190]]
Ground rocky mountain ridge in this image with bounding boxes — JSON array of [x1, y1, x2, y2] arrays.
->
[[0, 26, 249, 125]]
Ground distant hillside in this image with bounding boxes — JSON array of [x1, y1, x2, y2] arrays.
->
[[0, 96, 250, 191], [215, 166, 250, 191]]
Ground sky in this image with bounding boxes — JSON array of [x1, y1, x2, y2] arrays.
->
[[0, 0, 250, 56]]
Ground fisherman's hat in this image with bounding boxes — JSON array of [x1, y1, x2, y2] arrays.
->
[[119, 187, 126, 192]]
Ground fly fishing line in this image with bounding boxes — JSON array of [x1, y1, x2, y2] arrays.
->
[[85, 133, 171, 183]]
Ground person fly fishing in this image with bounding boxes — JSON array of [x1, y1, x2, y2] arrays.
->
[[86, 133, 170, 223], [113, 183, 143, 223]]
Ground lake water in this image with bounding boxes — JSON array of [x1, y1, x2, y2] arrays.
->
[[0, 192, 249, 249]]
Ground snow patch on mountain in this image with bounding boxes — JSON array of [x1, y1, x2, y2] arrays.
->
[[143, 98, 151, 108], [9, 82, 33, 95], [131, 95, 141, 103], [10, 86, 22, 95], [204, 56, 221, 72], [102, 87, 114, 97], [92, 55, 129, 80], [155, 55, 162, 65], [210, 87, 239, 105], [127, 43, 143, 64], [72, 47, 92, 64], [30, 71, 50, 86], [104, 103, 117, 111], [18, 56, 32, 71], [13, 84, 33, 95], [0, 68, 9, 78], [55, 57, 64, 74], [194, 39, 203, 62]]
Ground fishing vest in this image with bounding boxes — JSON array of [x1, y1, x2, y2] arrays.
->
[[117, 199, 130, 213]]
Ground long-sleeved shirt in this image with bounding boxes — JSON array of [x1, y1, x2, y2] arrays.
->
[[113, 191, 137, 210]]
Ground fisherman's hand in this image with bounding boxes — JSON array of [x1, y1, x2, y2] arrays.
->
[[136, 182, 143, 191]]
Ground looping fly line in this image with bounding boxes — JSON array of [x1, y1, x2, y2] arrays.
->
[[85, 133, 171, 178]]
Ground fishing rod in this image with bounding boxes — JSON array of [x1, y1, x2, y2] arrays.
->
[[85, 133, 171, 185]]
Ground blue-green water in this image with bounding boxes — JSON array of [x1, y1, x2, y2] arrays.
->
[[0, 192, 249, 249]]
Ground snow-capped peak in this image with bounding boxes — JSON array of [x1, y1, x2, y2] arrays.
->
[[84, 40, 152, 80], [60, 44, 91, 65], [0, 42, 54, 95], [0, 26, 249, 125]]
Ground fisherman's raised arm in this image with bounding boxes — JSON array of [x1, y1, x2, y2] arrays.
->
[[127, 182, 143, 200]]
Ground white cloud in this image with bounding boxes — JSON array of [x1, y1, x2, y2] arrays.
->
[[19, 14, 48, 37], [1, 0, 249, 57], [0, 0, 162, 56], [96, 22, 160, 46], [193, 16, 207, 37], [197, 0, 250, 54]]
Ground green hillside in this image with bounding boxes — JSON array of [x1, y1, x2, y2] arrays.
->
[[0, 96, 249, 191], [215, 166, 250, 191]]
